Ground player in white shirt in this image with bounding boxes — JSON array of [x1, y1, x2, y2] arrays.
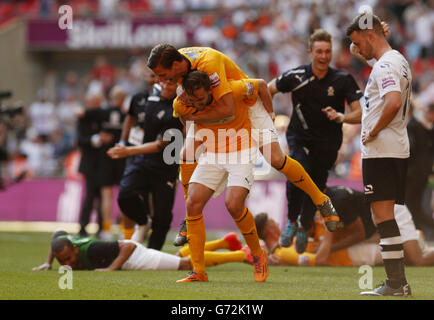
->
[[346, 13, 412, 296]]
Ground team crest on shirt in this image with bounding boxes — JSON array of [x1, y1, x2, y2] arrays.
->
[[209, 72, 221, 88], [327, 86, 335, 96], [157, 110, 165, 119]]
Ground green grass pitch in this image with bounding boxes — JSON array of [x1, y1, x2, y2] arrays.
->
[[1, 231, 434, 300]]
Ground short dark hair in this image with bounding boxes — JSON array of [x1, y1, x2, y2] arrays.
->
[[182, 70, 211, 96], [346, 13, 384, 37], [51, 237, 73, 254], [254, 212, 269, 240], [147, 43, 184, 70], [308, 29, 332, 50]]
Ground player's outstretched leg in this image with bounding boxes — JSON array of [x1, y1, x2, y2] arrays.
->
[[264, 143, 340, 232], [317, 197, 340, 232]]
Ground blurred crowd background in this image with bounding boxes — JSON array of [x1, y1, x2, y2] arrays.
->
[[0, 0, 432, 183]]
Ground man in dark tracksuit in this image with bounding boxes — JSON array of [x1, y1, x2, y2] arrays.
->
[[111, 82, 183, 250], [268, 29, 363, 253], [81, 87, 126, 239], [77, 97, 107, 237], [117, 85, 153, 242]]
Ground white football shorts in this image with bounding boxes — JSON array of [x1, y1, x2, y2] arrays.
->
[[248, 98, 279, 147], [121, 240, 181, 270]]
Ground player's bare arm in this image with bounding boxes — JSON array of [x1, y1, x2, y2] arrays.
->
[[314, 229, 333, 266], [362, 91, 402, 145], [32, 230, 66, 271], [330, 217, 365, 252], [267, 254, 288, 266], [119, 114, 136, 144], [255, 79, 275, 119], [322, 100, 362, 124], [107, 139, 165, 159], [267, 78, 279, 98], [95, 241, 137, 271], [183, 92, 235, 123]]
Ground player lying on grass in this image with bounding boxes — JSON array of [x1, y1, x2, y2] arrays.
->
[[254, 187, 434, 267], [32, 231, 249, 271]]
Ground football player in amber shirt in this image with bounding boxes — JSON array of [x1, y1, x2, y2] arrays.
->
[[147, 44, 339, 244], [171, 71, 268, 283]]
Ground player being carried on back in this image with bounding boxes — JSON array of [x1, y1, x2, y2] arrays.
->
[[147, 44, 340, 247]]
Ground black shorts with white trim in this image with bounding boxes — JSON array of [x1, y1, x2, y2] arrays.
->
[[362, 157, 408, 204]]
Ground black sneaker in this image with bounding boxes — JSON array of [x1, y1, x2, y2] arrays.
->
[[173, 219, 188, 246], [360, 282, 412, 296]]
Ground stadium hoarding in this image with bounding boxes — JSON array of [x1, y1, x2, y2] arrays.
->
[[0, 178, 363, 229], [26, 18, 193, 50]]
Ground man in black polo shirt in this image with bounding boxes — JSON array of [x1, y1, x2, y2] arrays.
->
[[116, 71, 158, 241], [268, 29, 363, 253], [107, 81, 183, 250]]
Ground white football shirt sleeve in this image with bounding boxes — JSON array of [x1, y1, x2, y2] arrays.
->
[[375, 63, 401, 98]]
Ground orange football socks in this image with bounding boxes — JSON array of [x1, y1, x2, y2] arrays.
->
[[185, 213, 206, 274], [203, 251, 247, 267], [277, 155, 327, 206], [178, 237, 230, 257], [233, 208, 263, 257]]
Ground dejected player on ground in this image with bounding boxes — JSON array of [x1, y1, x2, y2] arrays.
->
[[32, 231, 249, 272]]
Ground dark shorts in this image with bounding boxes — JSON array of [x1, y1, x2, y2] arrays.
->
[[362, 157, 408, 204], [97, 155, 126, 187]]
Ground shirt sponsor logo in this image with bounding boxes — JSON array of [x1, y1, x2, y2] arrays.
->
[[327, 86, 335, 96], [381, 76, 396, 89], [209, 72, 220, 88]]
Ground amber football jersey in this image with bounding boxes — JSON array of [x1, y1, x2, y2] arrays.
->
[[178, 47, 248, 101], [173, 79, 257, 153]]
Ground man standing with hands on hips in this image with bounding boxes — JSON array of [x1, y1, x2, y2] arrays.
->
[[346, 12, 413, 296]]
